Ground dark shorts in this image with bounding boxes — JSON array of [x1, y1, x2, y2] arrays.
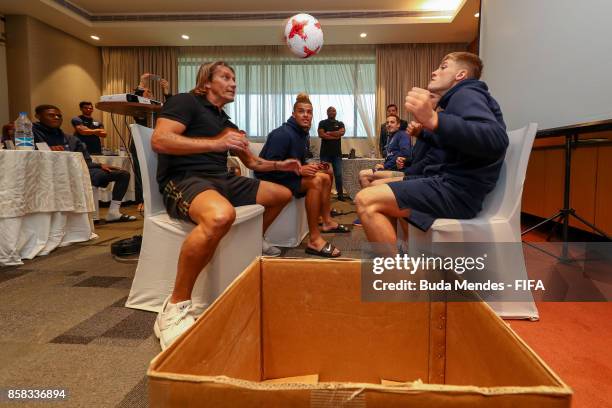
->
[[162, 173, 260, 223], [257, 174, 305, 198], [388, 176, 481, 232]]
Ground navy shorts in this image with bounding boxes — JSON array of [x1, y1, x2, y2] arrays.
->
[[387, 176, 481, 231], [162, 173, 260, 223], [256, 173, 305, 198]]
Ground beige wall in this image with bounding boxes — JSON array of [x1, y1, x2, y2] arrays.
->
[[0, 16, 10, 125], [5, 15, 101, 133]]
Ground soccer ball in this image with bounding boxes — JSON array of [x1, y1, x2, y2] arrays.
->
[[284, 13, 324, 58]]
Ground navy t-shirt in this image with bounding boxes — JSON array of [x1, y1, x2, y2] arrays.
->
[[156, 92, 237, 189], [71, 115, 103, 155]]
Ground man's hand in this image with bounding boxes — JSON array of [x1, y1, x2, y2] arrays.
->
[[396, 157, 406, 169], [300, 163, 320, 177], [407, 121, 423, 137], [95, 129, 107, 138], [101, 164, 113, 173], [214, 128, 249, 153], [276, 159, 301, 175], [405, 87, 438, 131], [374, 163, 384, 170]]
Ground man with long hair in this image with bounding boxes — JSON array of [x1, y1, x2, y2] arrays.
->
[[151, 61, 300, 349]]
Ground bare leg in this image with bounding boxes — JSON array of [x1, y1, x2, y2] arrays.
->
[[370, 175, 404, 187], [355, 184, 410, 246], [172, 190, 236, 303], [301, 175, 341, 256], [255, 180, 292, 232], [317, 172, 338, 227]]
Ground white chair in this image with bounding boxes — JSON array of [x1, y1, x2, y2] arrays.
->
[[125, 124, 264, 313], [245, 142, 309, 247], [408, 123, 539, 320]]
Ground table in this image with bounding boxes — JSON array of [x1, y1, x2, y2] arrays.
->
[[0, 150, 96, 266], [342, 158, 384, 199], [91, 155, 136, 202]]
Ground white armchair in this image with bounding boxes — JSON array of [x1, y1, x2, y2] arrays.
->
[[408, 123, 539, 320], [125, 124, 264, 313]]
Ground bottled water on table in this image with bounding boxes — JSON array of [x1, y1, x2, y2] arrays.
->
[[15, 112, 34, 150]]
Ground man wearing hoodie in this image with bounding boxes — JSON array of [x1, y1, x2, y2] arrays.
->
[[355, 52, 508, 247], [256, 93, 349, 259]]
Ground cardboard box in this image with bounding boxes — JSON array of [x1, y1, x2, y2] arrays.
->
[[148, 258, 572, 407]]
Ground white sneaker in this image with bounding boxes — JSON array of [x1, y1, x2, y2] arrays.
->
[[153, 296, 196, 350], [262, 239, 281, 257], [188, 302, 209, 320]]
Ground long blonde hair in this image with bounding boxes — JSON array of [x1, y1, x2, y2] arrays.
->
[[191, 61, 235, 96]]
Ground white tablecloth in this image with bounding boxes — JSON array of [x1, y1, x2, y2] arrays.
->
[[0, 150, 96, 266], [342, 158, 385, 199], [91, 155, 136, 202]]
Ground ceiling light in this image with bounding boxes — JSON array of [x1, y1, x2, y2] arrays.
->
[[90, 35, 100, 40], [474, 12, 480, 18], [181, 34, 190, 40], [360, 33, 367, 38]]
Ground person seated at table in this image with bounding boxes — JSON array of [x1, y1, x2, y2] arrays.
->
[[355, 52, 508, 251], [71, 101, 106, 155], [255, 93, 349, 259], [379, 104, 408, 156], [32, 104, 136, 223], [358, 114, 412, 189]]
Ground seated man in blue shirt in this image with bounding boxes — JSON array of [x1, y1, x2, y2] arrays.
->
[[356, 52, 508, 250], [256, 93, 349, 258], [358, 114, 412, 189], [32, 104, 136, 223]]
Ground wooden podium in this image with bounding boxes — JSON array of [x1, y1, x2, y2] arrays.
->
[[96, 101, 162, 127]]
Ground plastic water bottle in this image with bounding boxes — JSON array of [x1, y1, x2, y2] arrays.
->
[[15, 112, 34, 150]]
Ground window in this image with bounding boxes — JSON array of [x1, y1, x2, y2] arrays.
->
[[178, 55, 375, 138]]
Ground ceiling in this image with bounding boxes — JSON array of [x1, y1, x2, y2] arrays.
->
[[0, 0, 480, 46]]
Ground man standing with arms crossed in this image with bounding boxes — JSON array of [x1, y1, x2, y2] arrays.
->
[[318, 106, 346, 201]]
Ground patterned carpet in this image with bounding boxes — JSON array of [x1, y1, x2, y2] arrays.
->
[[2, 201, 609, 407], [0, 198, 362, 407]]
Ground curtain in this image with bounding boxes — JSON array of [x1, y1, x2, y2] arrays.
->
[[177, 45, 376, 150], [100, 47, 178, 150], [375, 43, 467, 155]]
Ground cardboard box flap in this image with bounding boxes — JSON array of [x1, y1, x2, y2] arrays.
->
[[261, 258, 432, 384]]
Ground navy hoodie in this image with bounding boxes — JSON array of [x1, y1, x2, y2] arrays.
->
[[383, 130, 412, 170], [255, 116, 308, 182], [420, 79, 507, 200], [402, 138, 446, 176]]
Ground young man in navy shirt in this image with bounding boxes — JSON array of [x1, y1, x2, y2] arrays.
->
[[356, 52, 508, 248], [33, 105, 135, 223], [256, 93, 349, 259], [358, 114, 412, 189]]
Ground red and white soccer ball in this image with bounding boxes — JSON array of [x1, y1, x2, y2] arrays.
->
[[284, 13, 324, 58]]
